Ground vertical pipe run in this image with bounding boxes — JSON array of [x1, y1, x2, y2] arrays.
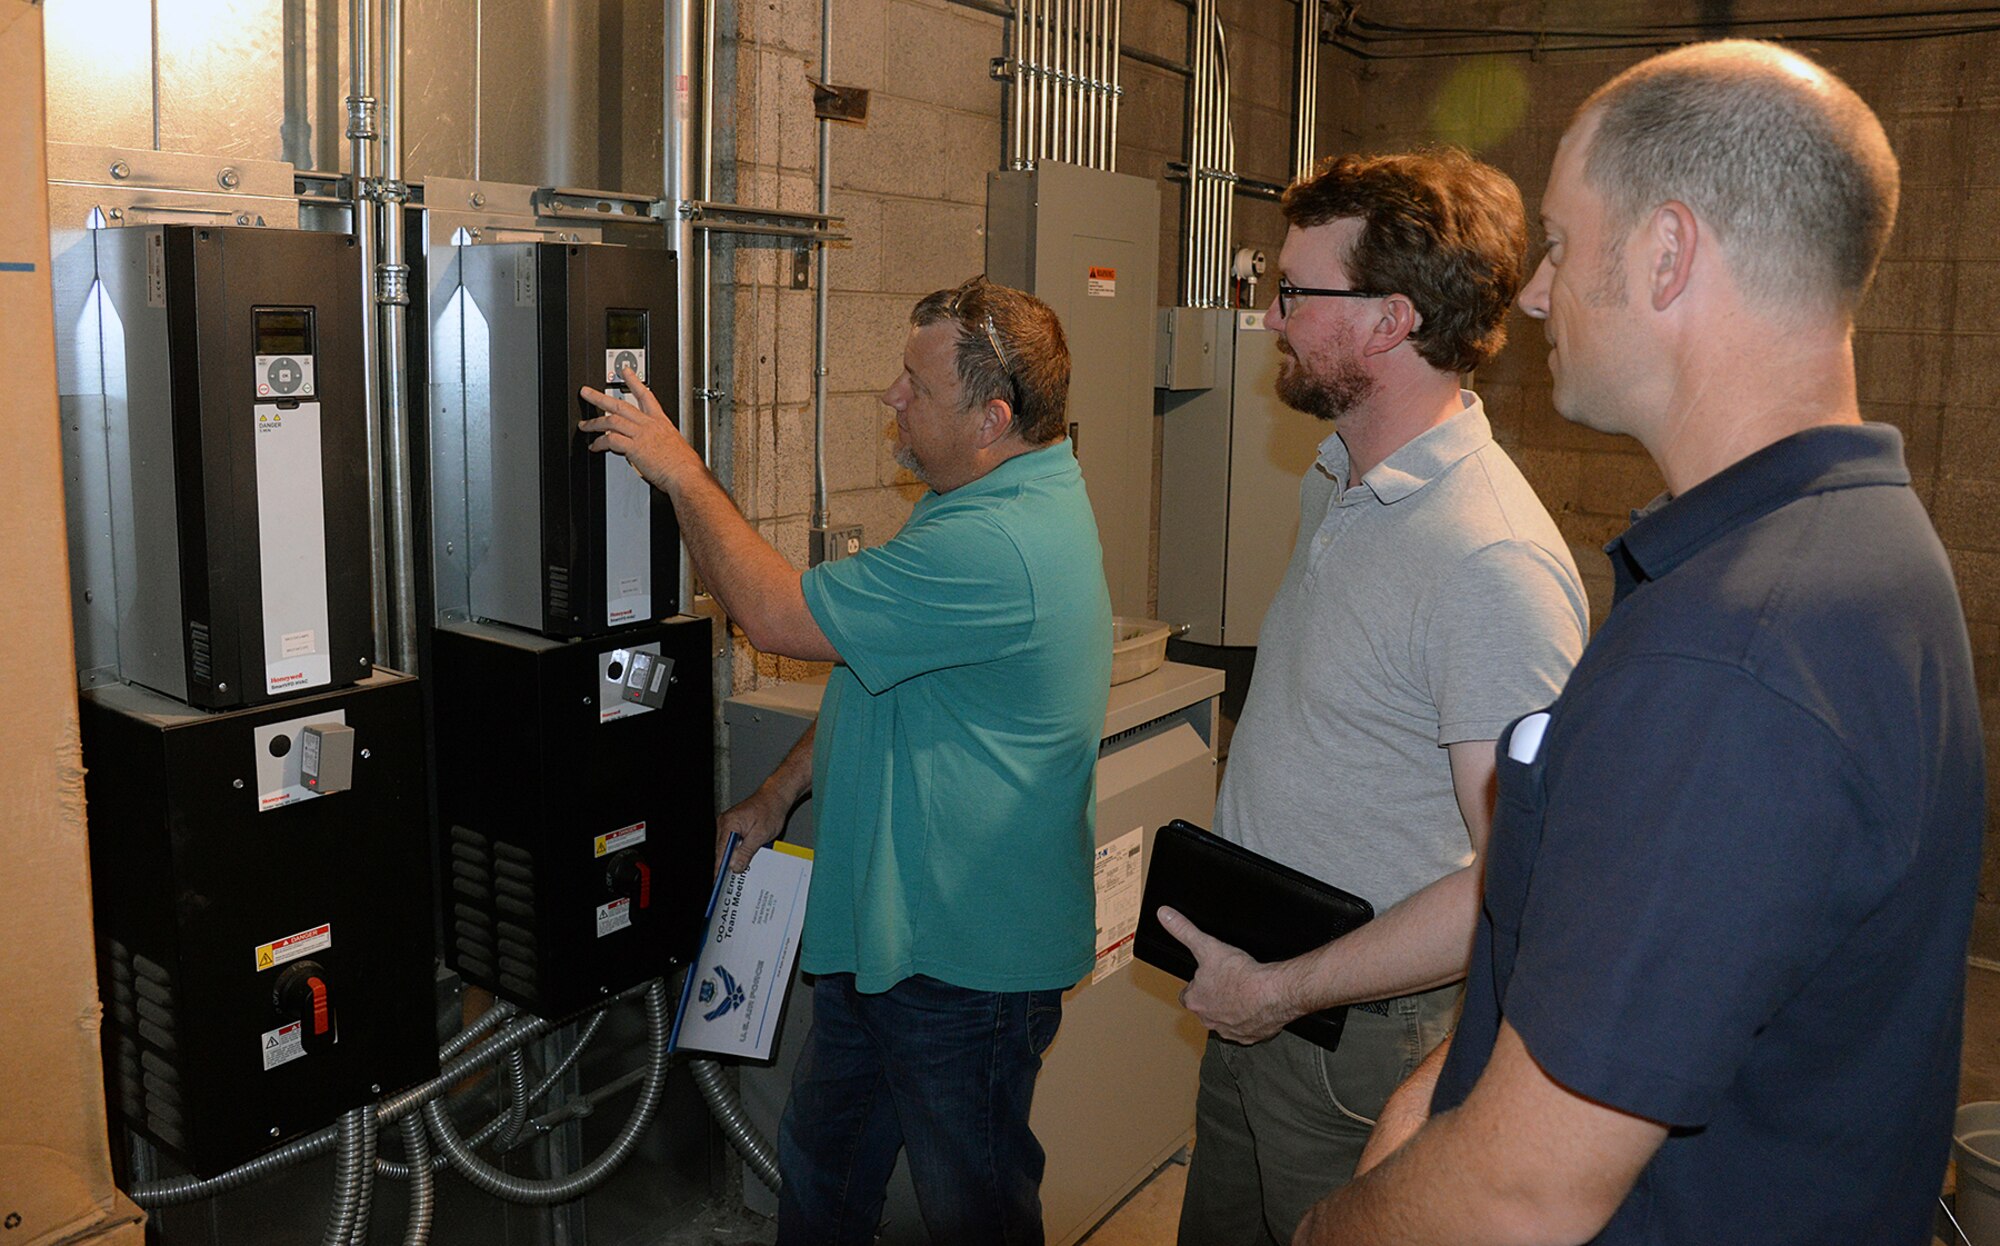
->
[[1217, 19, 1236, 307], [1292, 0, 1318, 180], [1108, 0, 1120, 164], [813, 0, 833, 531], [379, 0, 418, 672], [348, 0, 391, 661], [282, 0, 311, 168], [702, 0, 718, 461], [1057, 0, 1070, 164], [665, 0, 702, 613]]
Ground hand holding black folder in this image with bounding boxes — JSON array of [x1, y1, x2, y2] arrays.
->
[[1135, 819, 1374, 1051]]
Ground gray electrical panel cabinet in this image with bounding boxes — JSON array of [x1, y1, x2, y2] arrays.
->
[[1158, 307, 1325, 647], [987, 162, 1161, 619]]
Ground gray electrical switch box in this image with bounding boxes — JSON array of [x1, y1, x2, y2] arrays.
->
[[301, 722, 356, 794]]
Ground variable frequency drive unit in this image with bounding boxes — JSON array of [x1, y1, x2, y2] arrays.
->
[[429, 241, 681, 639], [60, 224, 374, 709]]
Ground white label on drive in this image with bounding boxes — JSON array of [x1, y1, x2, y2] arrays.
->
[[594, 821, 648, 858], [261, 1021, 307, 1071], [256, 400, 333, 696], [597, 898, 633, 937], [281, 629, 317, 658]]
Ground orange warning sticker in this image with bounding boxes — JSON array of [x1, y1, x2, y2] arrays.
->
[[1087, 266, 1117, 298]]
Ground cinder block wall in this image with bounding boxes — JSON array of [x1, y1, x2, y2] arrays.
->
[[716, 0, 2000, 957], [717, 0, 1346, 688], [1334, 1, 2000, 958]]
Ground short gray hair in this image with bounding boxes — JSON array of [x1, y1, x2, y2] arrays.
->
[[910, 277, 1070, 445], [1579, 40, 1899, 316]]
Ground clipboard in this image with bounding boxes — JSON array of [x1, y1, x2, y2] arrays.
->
[[1134, 819, 1374, 1051]]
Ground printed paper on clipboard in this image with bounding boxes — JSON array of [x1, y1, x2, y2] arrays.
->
[[669, 833, 814, 1062]]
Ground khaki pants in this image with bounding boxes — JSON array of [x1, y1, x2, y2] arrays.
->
[[1175, 983, 1460, 1246]]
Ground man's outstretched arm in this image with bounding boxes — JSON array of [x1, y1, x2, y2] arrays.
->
[[1293, 1023, 1666, 1246], [580, 368, 836, 661]]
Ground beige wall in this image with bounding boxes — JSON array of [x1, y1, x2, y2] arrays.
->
[[719, 0, 2000, 950]]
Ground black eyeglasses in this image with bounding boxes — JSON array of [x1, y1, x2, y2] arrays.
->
[[1274, 279, 1390, 319]]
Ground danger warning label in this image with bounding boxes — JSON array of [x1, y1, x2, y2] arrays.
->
[[1087, 266, 1117, 297], [255, 922, 332, 972], [594, 821, 648, 858]]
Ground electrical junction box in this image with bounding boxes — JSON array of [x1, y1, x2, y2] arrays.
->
[[1158, 308, 1325, 647], [79, 672, 438, 1177], [55, 224, 374, 709], [431, 616, 715, 1017], [428, 240, 681, 639]]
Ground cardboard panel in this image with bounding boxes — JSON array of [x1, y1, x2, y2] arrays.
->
[[0, 3, 146, 1241]]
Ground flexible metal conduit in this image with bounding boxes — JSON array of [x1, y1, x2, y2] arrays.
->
[[421, 980, 672, 1203], [691, 1058, 782, 1191], [127, 989, 626, 1208], [397, 1113, 434, 1246], [321, 1105, 377, 1246]]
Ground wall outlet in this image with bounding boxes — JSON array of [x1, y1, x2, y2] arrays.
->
[[809, 524, 863, 566]]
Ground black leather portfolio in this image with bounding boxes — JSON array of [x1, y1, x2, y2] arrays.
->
[[1134, 819, 1375, 1051]]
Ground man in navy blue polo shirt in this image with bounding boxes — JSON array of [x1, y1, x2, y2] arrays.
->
[[1293, 40, 1985, 1246]]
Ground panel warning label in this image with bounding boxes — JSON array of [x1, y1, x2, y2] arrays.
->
[[594, 821, 648, 858], [1087, 266, 1117, 297], [256, 922, 332, 972], [597, 898, 633, 938], [261, 1021, 307, 1071]]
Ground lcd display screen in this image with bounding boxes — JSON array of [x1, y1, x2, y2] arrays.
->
[[606, 309, 647, 350], [255, 307, 314, 357]]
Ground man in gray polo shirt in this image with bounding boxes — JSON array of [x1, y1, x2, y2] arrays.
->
[[1159, 150, 1588, 1244]]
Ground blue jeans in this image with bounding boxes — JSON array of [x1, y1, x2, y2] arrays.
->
[[776, 973, 1065, 1246]]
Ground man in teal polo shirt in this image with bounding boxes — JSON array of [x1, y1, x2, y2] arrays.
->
[[579, 276, 1111, 1245]]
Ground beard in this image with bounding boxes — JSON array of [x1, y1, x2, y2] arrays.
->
[[1275, 335, 1374, 422], [893, 442, 929, 484]]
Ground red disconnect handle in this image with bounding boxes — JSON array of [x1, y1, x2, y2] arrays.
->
[[308, 976, 330, 1036], [636, 860, 653, 909]]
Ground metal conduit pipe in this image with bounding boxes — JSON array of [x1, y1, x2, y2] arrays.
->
[[496, 1045, 533, 1147], [1040, 0, 1056, 162], [346, 1108, 381, 1246], [700, 0, 718, 465], [397, 1113, 435, 1246], [1090, 0, 1104, 166], [811, 0, 833, 534], [442, 999, 520, 1059], [129, 998, 565, 1207], [377, 1008, 608, 1182], [1179, 0, 1197, 302], [347, 0, 390, 660], [378, 0, 418, 672], [421, 980, 672, 1203], [1109, 0, 1122, 156], [1217, 20, 1237, 304], [320, 1106, 376, 1246], [1292, 0, 1318, 178], [691, 1059, 782, 1191]]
